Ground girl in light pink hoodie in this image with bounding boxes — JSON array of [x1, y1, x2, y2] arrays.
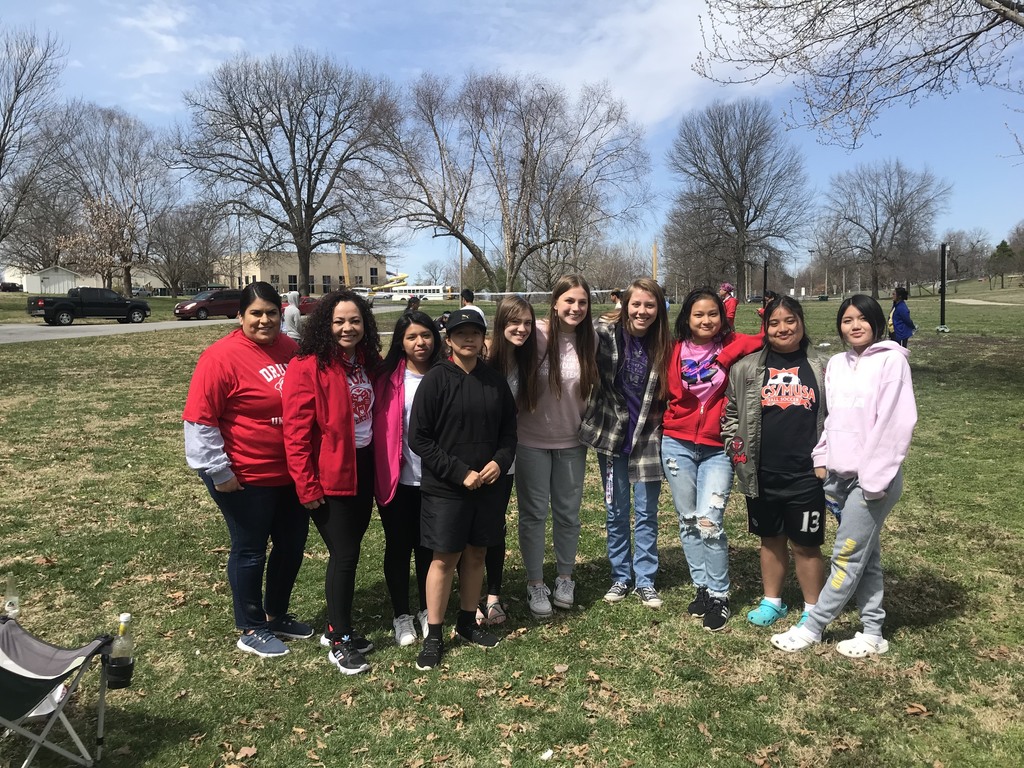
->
[[770, 295, 916, 658]]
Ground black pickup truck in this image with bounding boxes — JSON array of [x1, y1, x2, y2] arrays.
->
[[26, 287, 152, 326]]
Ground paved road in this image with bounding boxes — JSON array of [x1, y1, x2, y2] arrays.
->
[[0, 318, 237, 345], [0, 305, 405, 345]]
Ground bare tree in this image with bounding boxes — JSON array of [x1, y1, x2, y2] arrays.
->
[[583, 239, 650, 292], [696, 1, 1024, 148], [666, 98, 812, 301], [173, 48, 397, 294], [57, 104, 171, 293], [386, 72, 651, 291], [0, 27, 66, 249], [148, 203, 231, 297], [0, 168, 79, 273], [416, 258, 459, 286], [826, 159, 952, 297], [942, 227, 991, 290], [1005, 220, 1024, 274]]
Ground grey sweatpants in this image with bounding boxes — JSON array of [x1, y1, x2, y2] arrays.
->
[[803, 470, 904, 638], [515, 444, 587, 581]]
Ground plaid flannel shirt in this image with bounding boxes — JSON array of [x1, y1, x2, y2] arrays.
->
[[579, 319, 666, 483]]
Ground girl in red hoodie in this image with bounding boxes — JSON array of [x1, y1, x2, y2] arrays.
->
[[661, 288, 761, 632]]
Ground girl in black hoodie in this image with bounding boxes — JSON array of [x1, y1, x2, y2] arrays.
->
[[409, 309, 517, 670]]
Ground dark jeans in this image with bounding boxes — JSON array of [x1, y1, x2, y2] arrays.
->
[[202, 475, 310, 631], [379, 483, 432, 617], [312, 446, 374, 639]]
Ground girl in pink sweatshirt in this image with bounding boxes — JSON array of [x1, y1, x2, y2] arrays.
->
[[770, 295, 916, 658]]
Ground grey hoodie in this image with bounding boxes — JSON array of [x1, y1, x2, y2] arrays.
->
[[282, 290, 302, 341]]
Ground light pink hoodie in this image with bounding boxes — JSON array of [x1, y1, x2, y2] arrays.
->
[[811, 341, 917, 499]]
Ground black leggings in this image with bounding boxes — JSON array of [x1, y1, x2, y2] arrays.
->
[[378, 483, 431, 617], [312, 447, 373, 639]]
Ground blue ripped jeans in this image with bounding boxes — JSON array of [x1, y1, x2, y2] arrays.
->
[[661, 436, 734, 597]]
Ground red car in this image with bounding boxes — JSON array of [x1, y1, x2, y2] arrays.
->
[[282, 295, 319, 315]]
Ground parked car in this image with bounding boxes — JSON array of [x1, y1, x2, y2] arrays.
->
[[174, 289, 243, 320], [747, 294, 763, 303], [349, 287, 375, 307], [1, 281, 23, 292], [26, 287, 151, 326], [132, 287, 153, 297], [282, 295, 319, 316]]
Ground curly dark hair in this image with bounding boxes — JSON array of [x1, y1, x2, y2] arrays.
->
[[298, 289, 382, 371]]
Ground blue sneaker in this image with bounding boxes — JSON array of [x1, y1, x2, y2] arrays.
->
[[237, 628, 289, 657], [268, 613, 314, 640]]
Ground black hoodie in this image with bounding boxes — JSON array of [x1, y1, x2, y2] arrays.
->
[[409, 359, 517, 500]]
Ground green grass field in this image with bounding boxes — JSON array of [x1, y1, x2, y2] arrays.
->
[[0, 284, 1022, 767]]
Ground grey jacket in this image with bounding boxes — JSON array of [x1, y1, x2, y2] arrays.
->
[[721, 345, 829, 497]]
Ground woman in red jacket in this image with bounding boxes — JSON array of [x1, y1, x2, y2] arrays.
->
[[282, 290, 381, 675], [661, 288, 761, 632]]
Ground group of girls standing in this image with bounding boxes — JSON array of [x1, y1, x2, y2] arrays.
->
[[186, 277, 916, 676]]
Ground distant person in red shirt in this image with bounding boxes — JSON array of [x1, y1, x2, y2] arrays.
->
[[184, 282, 313, 659], [718, 283, 738, 329]]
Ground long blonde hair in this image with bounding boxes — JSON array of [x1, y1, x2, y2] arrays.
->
[[546, 274, 598, 400]]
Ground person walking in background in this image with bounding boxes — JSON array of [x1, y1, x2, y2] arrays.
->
[[580, 278, 672, 609], [721, 296, 828, 629], [888, 287, 915, 348], [184, 282, 313, 658], [409, 309, 517, 670], [460, 288, 486, 323], [516, 275, 598, 620], [660, 288, 763, 632], [610, 289, 622, 310], [373, 311, 444, 647], [282, 290, 382, 675], [478, 295, 539, 626], [718, 283, 738, 328], [282, 290, 302, 342], [405, 295, 422, 314], [771, 295, 916, 657]]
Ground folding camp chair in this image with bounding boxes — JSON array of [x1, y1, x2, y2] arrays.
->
[[0, 616, 116, 767]]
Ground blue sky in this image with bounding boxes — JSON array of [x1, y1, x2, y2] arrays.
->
[[5, 0, 1023, 277]]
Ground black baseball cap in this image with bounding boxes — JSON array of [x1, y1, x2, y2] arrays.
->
[[445, 308, 487, 334]]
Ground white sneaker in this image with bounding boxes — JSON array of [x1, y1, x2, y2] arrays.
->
[[416, 609, 429, 638], [393, 614, 417, 647], [552, 577, 575, 610], [527, 583, 553, 619]]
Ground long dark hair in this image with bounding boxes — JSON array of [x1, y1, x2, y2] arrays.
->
[[610, 277, 672, 399], [239, 281, 281, 314], [489, 295, 539, 412], [298, 289, 382, 371], [837, 294, 887, 347], [762, 295, 811, 352], [380, 310, 443, 378], [675, 287, 728, 341], [546, 274, 598, 400]]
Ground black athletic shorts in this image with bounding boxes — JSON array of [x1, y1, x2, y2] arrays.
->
[[746, 470, 826, 546], [420, 480, 509, 553]]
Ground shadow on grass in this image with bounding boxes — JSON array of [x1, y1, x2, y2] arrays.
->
[[882, 565, 970, 632]]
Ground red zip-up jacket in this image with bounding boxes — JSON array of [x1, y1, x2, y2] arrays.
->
[[662, 332, 763, 448], [281, 354, 360, 504]]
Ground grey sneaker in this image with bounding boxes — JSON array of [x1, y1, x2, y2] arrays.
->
[[267, 613, 314, 640], [393, 614, 417, 647], [552, 577, 575, 610], [603, 582, 629, 603], [417, 609, 429, 638], [237, 628, 289, 657], [527, 583, 553, 619], [635, 585, 663, 609]]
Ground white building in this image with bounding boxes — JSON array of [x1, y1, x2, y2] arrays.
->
[[218, 247, 387, 296], [20, 266, 96, 295]]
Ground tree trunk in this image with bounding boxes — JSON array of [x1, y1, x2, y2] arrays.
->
[[122, 265, 133, 297]]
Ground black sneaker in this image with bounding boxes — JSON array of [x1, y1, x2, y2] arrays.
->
[[328, 637, 370, 675], [703, 597, 731, 632], [688, 586, 710, 617], [456, 623, 500, 648], [320, 624, 374, 654], [416, 636, 445, 670]]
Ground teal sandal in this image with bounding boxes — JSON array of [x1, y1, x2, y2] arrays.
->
[[747, 599, 789, 627]]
